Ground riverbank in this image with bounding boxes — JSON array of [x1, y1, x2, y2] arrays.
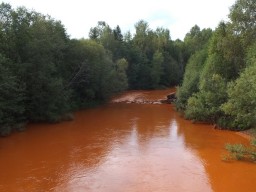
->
[[238, 127, 256, 140]]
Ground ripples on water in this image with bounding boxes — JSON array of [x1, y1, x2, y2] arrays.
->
[[0, 89, 255, 192]]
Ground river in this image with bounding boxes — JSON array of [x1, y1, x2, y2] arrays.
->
[[0, 88, 255, 192]]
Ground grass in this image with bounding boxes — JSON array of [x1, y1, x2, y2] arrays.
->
[[223, 126, 256, 162]]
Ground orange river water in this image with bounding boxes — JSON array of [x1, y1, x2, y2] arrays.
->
[[0, 88, 256, 192]]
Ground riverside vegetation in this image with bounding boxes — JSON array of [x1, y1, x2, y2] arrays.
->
[[174, 0, 256, 161], [175, 0, 256, 131], [0, 0, 255, 153], [0, 3, 184, 136]]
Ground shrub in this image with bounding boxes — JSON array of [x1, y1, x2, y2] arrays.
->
[[224, 140, 256, 162]]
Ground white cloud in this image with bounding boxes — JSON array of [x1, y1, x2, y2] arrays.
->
[[4, 0, 236, 40]]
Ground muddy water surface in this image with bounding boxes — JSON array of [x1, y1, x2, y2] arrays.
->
[[0, 89, 256, 192]]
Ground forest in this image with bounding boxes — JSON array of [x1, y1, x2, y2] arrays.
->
[[175, 0, 256, 131], [0, 2, 185, 136], [0, 0, 255, 136]]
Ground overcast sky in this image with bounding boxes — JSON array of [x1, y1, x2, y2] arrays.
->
[[4, 0, 236, 40]]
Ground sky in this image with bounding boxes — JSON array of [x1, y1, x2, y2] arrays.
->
[[4, 0, 237, 40]]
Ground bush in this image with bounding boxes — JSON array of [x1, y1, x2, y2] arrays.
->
[[224, 140, 256, 162]]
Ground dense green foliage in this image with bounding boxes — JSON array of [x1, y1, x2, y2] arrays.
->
[[0, 54, 26, 135], [176, 0, 256, 130], [175, 49, 209, 111], [221, 59, 256, 130], [1, 0, 255, 136], [0, 3, 184, 136]]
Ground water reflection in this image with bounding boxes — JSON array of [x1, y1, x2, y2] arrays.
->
[[0, 89, 255, 192], [50, 103, 212, 192]]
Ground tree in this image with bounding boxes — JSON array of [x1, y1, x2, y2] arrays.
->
[[133, 20, 150, 52], [0, 4, 70, 124], [0, 54, 26, 136], [89, 21, 107, 41], [175, 25, 213, 111], [150, 51, 163, 88], [221, 56, 256, 130], [160, 53, 181, 86], [175, 49, 208, 111], [125, 43, 142, 89], [154, 27, 170, 51], [89, 27, 99, 40], [205, 22, 244, 80], [21, 13, 69, 122], [229, 0, 256, 47], [129, 20, 182, 89], [184, 25, 212, 60], [89, 22, 126, 61], [181, 21, 244, 122], [112, 58, 129, 92], [185, 74, 227, 122], [175, 0, 256, 131], [113, 25, 123, 41], [64, 39, 126, 107]]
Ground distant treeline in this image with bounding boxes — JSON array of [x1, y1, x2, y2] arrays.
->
[[0, 3, 188, 136], [175, 0, 256, 131]]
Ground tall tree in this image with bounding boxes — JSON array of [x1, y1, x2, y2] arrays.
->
[[221, 42, 256, 130], [229, 0, 256, 47], [150, 51, 164, 88], [175, 49, 208, 111], [0, 54, 26, 136]]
